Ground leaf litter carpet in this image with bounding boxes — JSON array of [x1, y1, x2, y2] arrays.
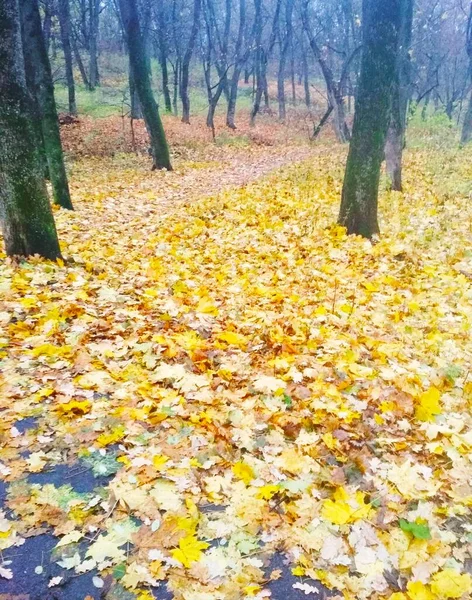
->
[[1, 144, 472, 600]]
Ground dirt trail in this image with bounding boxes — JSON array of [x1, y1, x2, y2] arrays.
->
[[156, 145, 317, 215]]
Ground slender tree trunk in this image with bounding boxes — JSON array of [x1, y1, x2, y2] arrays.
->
[[303, 3, 349, 143], [57, 0, 77, 115], [173, 59, 180, 115], [277, 0, 293, 122], [129, 60, 142, 119], [226, 0, 248, 128], [118, 0, 171, 170], [461, 7, 472, 144], [0, 0, 61, 259], [302, 50, 310, 107], [461, 92, 472, 144], [156, 3, 172, 113], [21, 0, 73, 210], [180, 0, 201, 124], [338, 0, 402, 238], [71, 33, 91, 89], [89, 0, 100, 89], [385, 0, 414, 191]]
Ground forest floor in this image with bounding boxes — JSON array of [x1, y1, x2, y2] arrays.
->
[[1, 114, 472, 600]]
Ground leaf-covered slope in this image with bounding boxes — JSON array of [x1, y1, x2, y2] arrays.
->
[[1, 146, 472, 599]]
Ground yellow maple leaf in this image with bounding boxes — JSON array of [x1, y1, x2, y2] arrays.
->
[[196, 296, 219, 316], [415, 387, 442, 422], [256, 484, 279, 499], [216, 330, 249, 349], [406, 581, 435, 600], [430, 569, 472, 598], [170, 534, 209, 568], [55, 399, 92, 417], [152, 454, 169, 470], [321, 487, 371, 525], [97, 426, 125, 447], [232, 461, 255, 485]]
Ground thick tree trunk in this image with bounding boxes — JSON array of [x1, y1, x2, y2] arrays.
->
[[57, 0, 77, 115], [118, 0, 171, 170], [21, 0, 73, 210], [0, 0, 61, 259], [338, 0, 402, 238], [385, 0, 413, 192], [180, 0, 201, 124], [42, 0, 52, 51], [89, 0, 100, 89]]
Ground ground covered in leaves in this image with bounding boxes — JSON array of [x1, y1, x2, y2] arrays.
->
[[1, 136, 472, 600]]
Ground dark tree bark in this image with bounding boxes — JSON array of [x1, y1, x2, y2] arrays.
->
[[302, 43, 311, 107], [302, 0, 350, 143], [385, 0, 414, 191], [277, 0, 294, 122], [251, 0, 282, 125], [461, 5, 472, 145], [42, 0, 52, 51], [180, 0, 201, 124], [129, 60, 142, 119], [0, 0, 61, 259], [226, 0, 250, 129], [156, 1, 172, 113], [71, 31, 91, 89], [338, 0, 402, 238], [89, 0, 100, 89], [57, 0, 77, 115], [118, 0, 172, 170], [21, 0, 73, 210]]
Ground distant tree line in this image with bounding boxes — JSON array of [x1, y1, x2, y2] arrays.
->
[[1, 0, 472, 258]]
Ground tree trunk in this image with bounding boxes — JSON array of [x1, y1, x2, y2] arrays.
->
[[460, 6, 472, 145], [338, 0, 402, 238], [89, 0, 100, 89], [156, 2, 172, 113], [0, 0, 61, 259], [302, 2, 350, 143], [461, 92, 472, 144], [180, 0, 201, 124], [21, 0, 73, 210], [71, 32, 91, 89], [118, 0, 172, 170], [251, 0, 281, 125], [385, 0, 414, 192], [42, 0, 52, 51], [173, 59, 180, 116], [129, 61, 142, 119], [226, 0, 248, 129], [277, 0, 293, 122], [302, 50, 310, 107], [57, 0, 77, 115]]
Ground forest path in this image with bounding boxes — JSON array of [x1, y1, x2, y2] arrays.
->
[[66, 144, 320, 230]]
